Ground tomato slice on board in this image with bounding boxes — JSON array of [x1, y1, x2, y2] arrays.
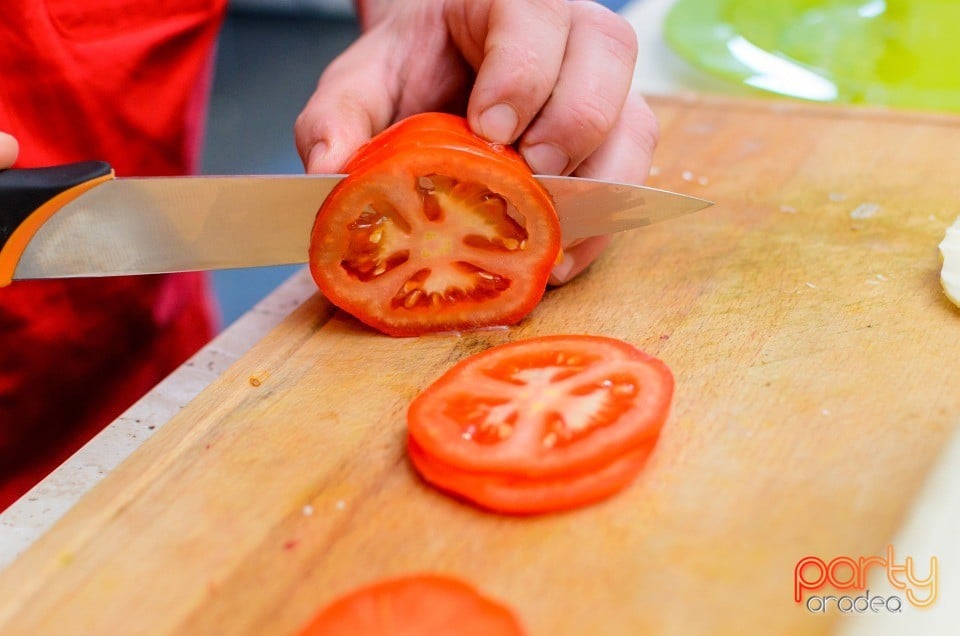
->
[[309, 113, 561, 337], [408, 438, 655, 515], [407, 335, 674, 479], [299, 574, 525, 636]]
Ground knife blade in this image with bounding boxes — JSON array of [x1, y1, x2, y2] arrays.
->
[[0, 161, 712, 285]]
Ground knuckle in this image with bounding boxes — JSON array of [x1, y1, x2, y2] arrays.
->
[[571, 2, 638, 68], [563, 96, 617, 147], [519, 0, 570, 30], [623, 97, 660, 152], [293, 110, 312, 138], [294, 105, 331, 145], [491, 43, 556, 102], [293, 111, 318, 155]]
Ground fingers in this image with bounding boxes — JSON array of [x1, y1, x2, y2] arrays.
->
[[294, 34, 399, 174], [0, 132, 18, 169], [549, 235, 613, 286], [295, 5, 473, 174], [547, 94, 659, 285], [296, 0, 656, 286], [452, 0, 652, 285], [461, 0, 571, 145], [572, 93, 659, 183], [516, 1, 639, 176]]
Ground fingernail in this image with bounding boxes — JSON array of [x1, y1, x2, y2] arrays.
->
[[551, 250, 575, 283], [523, 143, 569, 175], [478, 103, 519, 144], [306, 140, 329, 173]]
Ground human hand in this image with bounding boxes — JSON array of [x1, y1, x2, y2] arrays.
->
[[0, 132, 18, 169], [295, 0, 658, 284]]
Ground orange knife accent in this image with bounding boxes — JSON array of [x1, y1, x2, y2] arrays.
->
[[0, 171, 114, 286]]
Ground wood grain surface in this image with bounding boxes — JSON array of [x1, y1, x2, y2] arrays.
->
[[1, 95, 958, 635]]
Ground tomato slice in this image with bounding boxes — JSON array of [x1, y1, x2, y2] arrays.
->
[[299, 574, 525, 636], [407, 336, 673, 479], [309, 113, 561, 337], [408, 438, 655, 515]]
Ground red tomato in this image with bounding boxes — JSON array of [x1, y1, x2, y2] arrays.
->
[[407, 335, 673, 514], [299, 574, 525, 636], [309, 113, 561, 337], [408, 438, 655, 515]]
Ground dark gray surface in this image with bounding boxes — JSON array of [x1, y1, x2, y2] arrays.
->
[[202, 11, 359, 328]]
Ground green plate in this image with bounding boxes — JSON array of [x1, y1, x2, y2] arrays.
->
[[664, 0, 960, 112]]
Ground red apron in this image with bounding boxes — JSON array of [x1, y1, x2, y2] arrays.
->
[[0, 0, 229, 508]]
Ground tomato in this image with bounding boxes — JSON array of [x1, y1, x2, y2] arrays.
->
[[407, 335, 673, 514], [309, 113, 561, 337], [408, 438, 655, 515], [299, 574, 525, 636]]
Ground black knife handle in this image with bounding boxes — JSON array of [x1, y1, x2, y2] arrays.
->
[[0, 161, 114, 286]]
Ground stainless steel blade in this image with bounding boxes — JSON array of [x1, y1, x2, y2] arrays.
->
[[541, 175, 712, 243], [12, 174, 712, 280], [14, 175, 345, 280]]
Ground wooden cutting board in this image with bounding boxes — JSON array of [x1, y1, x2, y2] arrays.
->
[[1, 95, 958, 635]]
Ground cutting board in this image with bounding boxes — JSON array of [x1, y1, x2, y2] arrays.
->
[[0, 95, 958, 635]]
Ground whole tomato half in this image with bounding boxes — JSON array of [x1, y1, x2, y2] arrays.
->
[[308, 113, 561, 337]]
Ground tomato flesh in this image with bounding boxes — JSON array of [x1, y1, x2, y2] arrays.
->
[[338, 174, 527, 310], [309, 113, 561, 337], [409, 335, 673, 477], [407, 335, 674, 514]]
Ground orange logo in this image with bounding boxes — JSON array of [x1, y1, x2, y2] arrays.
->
[[794, 546, 937, 613]]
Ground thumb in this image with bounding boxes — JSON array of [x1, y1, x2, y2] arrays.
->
[[294, 34, 398, 174], [0, 132, 19, 169], [548, 235, 613, 286]]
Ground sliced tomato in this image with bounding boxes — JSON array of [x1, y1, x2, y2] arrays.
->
[[309, 113, 561, 337], [407, 336, 673, 479], [406, 335, 673, 515], [299, 574, 525, 636], [408, 437, 655, 515]]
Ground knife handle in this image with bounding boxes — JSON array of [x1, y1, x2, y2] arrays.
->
[[0, 161, 115, 287]]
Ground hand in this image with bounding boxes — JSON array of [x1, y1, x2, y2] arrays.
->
[[295, 0, 658, 284], [0, 132, 18, 169]]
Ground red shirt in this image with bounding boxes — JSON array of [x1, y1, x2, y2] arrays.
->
[[0, 0, 229, 508]]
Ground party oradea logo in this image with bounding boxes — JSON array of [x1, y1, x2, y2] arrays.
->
[[794, 546, 938, 614]]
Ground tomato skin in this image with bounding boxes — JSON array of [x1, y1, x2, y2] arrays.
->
[[342, 113, 528, 175], [309, 113, 561, 337], [409, 438, 655, 515], [407, 335, 673, 515], [299, 574, 525, 636]]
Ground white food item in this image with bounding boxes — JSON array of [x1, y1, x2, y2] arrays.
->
[[941, 217, 960, 308]]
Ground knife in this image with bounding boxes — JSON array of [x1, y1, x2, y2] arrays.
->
[[0, 161, 712, 286]]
